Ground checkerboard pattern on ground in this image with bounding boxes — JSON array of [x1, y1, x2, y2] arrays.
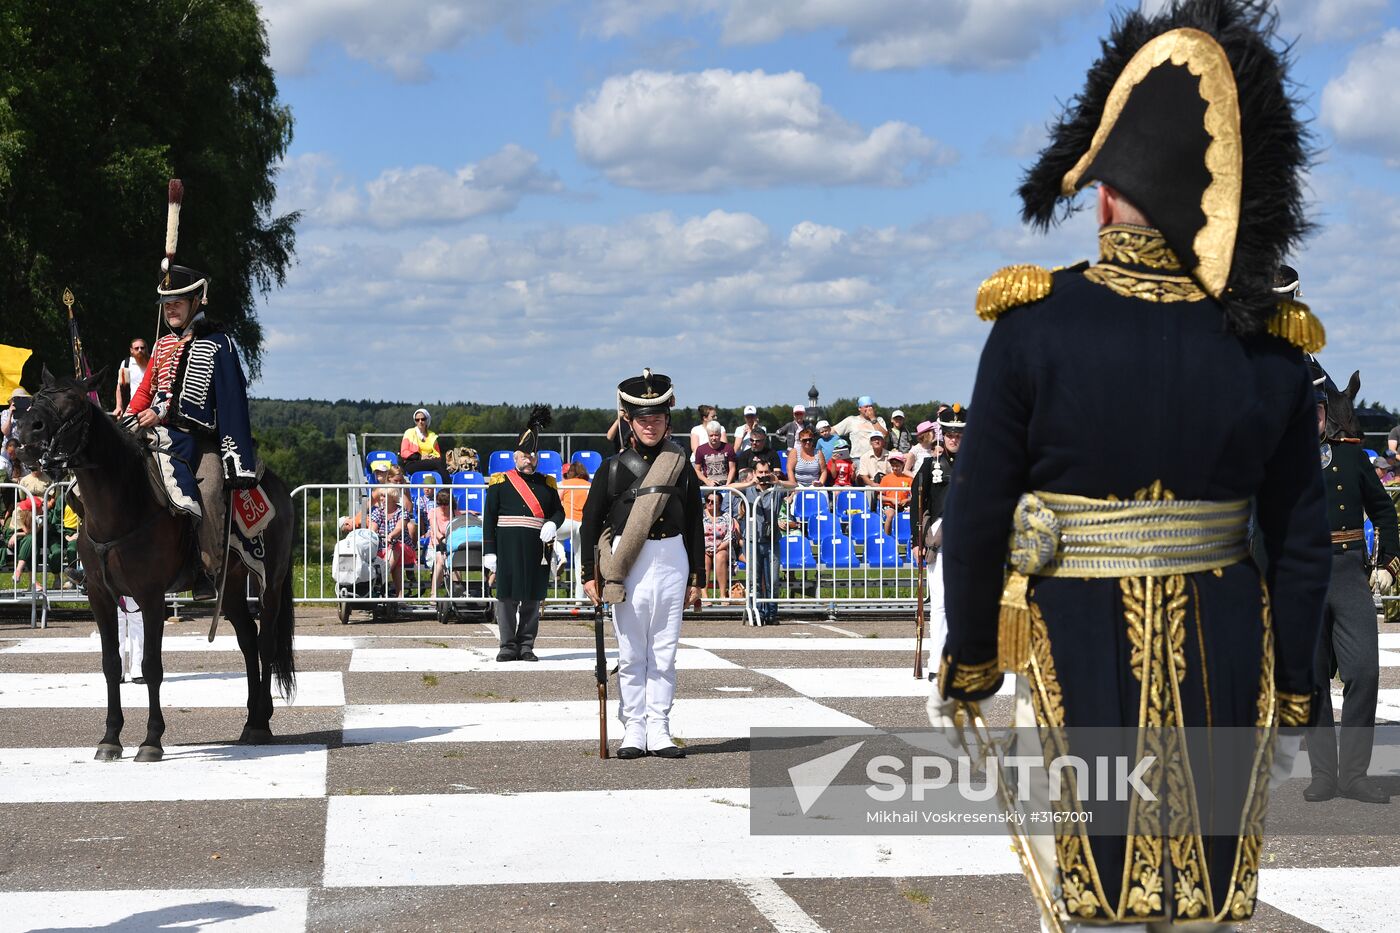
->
[[2, 611, 1397, 932]]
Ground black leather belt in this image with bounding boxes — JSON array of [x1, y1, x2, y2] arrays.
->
[[625, 485, 684, 501]]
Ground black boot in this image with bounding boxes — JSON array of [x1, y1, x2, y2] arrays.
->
[[191, 572, 218, 602], [1339, 778, 1390, 804], [1303, 776, 1337, 802]]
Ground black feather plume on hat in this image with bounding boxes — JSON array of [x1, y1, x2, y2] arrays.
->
[[1018, 0, 1313, 336], [528, 404, 552, 431]]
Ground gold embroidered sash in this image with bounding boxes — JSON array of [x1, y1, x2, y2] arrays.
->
[[998, 490, 1250, 672]]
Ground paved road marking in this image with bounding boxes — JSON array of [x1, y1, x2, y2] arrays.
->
[[0, 745, 327, 801], [0, 671, 345, 708], [341, 697, 870, 744], [1260, 866, 1400, 931], [0, 888, 309, 933], [754, 667, 979, 698], [322, 787, 1019, 887], [0, 635, 359, 653], [815, 624, 862, 638], [349, 646, 739, 672], [681, 637, 918, 652], [735, 877, 828, 933]]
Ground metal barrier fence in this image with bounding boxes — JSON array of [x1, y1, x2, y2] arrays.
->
[[1, 480, 82, 628], [291, 482, 925, 625], [358, 433, 614, 468]]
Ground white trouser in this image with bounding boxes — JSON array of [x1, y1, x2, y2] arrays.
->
[[611, 536, 687, 750], [117, 596, 144, 679], [925, 547, 948, 666], [553, 519, 583, 598]]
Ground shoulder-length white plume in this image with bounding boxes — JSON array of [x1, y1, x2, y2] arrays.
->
[[163, 178, 183, 272]]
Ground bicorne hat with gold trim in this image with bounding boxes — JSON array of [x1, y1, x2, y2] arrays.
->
[[1018, 0, 1311, 334], [617, 368, 676, 418], [155, 178, 211, 306], [514, 405, 552, 455]]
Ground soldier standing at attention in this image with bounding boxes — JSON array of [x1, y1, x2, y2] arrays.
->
[[580, 370, 706, 759], [1305, 356, 1399, 805], [931, 2, 1330, 927], [482, 407, 564, 662]]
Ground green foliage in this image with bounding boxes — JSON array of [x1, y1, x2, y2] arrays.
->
[[0, 0, 296, 388]]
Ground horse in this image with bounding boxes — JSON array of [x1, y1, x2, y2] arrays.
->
[[1319, 365, 1364, 443], [14, 368, 296, 762]]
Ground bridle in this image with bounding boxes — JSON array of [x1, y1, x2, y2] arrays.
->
[[25, 387, 92, 475]]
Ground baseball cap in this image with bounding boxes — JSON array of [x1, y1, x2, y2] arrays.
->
[[816, 419, 830, 429], [793, 403, 806, 412], [370, 460, 391, 473], [916, 420, 936, 435], [743, 404, 757, 415], [857, 395, 874, 407], [1373, 456, 1392, 470], [888, 451, 906, 462], [892, 409, 905, 418]]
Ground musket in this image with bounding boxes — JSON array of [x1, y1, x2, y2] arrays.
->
[[953, 700, 1066, 933], [592, 547, 609, 759], [913, 553, 926, 679]]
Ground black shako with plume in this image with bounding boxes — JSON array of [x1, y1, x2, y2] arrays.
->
[[1018, 0, 1313, 336]]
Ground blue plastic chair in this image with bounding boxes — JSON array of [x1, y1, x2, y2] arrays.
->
[[865, 534, 904, 567], [848, 511, 882, 544], [409, 470, 443, 487], [804, 513, 838, 543], [778, 450, 789, 474], [791, 489, 830, 520], [366, 450, 398, 470], [834, 489, 868, 523], [488, 450, 515, 474], [571, 450, 603, 476], [464, 487, 486, 514], [780, 535, 816, 569], [893, 511, 912, 545], [537, 450, 564, 479], [819, 535, 859, 568], [451, 486, 469, 512], [452, 470, 485, 487]]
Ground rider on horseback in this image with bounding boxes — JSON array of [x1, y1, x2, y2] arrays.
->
[[126, 180, 258, 601]]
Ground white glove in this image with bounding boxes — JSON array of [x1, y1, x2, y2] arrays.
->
[[539, 521, 558, 543], [482, 554, 497, 573], [1269, 733, 1303, 790], [1370, 568, 1394, 592]]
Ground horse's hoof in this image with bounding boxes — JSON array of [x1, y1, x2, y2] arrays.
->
[[94, 743, 123, 761], [134, 745, 164, 763], [240, 727, 274, 745]]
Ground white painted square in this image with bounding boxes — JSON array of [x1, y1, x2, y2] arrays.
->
[[1332, 688, 1400, 724], [0, 671, 344, 708], [349, 646, 739, 672], [1378, 649, 1400, 668], [681, 637, 918, 652], [341, 696, 870, 744], [323, 788, 1019, 887], [1260, 866, 1400, 933], [1379, 633, 1400, 650], [0, 634, 359, 653], [755, 667, 1015, 698], [0, 745, 327, 802], [1, 888, 308, 932]]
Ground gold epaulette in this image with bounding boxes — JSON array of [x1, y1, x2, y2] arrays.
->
[[543, 474, 557, 490], [487, 473, 507, 486], [975, 264, 1054, 321], [1267, 299, 1325, 353]]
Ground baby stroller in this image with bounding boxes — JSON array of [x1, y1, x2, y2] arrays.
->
[[333, 528, 385, 624], [436, 512, 493, 624]]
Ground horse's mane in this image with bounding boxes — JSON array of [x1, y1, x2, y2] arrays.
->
[[44, 377, 147, 464]]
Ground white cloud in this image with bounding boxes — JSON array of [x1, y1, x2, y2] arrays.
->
[[589, 0, 1097, 70], [570, 69, 952, 191], [274, 145, 563, 229], [259, 0, 558, 80], [1321, 30, 1400, 167]]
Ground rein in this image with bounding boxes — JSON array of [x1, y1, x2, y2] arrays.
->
[[29, 392, 93, 473]]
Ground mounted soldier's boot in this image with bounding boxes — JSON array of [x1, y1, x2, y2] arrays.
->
[[193, 450, 226, 602]]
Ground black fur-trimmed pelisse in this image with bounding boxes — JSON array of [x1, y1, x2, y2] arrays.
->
[[1018, 0, 1312, 334]]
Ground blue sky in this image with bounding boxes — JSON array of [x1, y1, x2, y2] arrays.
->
[[255, 0, 1400, 411]]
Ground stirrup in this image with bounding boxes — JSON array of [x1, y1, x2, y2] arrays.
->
[[191, 573, 218, 602]]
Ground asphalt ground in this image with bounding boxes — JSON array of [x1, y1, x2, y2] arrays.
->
[[0, 603, 1396, 932]]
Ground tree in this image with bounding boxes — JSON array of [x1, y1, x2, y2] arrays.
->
[[0, 0, 296, 387]]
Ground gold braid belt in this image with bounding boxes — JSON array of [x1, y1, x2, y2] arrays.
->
[[998, 490, 1250, 672]]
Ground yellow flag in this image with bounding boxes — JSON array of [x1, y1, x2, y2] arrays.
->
[[0, 344, 33, 404]]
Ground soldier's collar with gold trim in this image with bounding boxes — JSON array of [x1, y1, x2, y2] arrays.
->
[[1082, 224, 1207, 304]]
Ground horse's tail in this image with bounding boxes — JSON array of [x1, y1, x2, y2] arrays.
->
[[271, 563, 297, 701]]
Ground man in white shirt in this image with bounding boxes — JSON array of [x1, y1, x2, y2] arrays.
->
[[830, 395, 889, 461]]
